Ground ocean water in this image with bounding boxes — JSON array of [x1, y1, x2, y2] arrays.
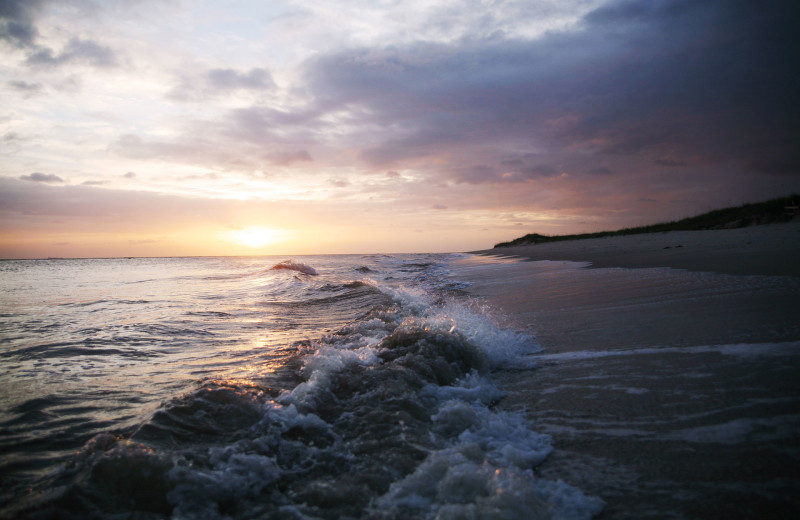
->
[[0, 255, 602, 520]]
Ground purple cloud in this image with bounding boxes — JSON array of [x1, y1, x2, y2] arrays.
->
[[20, 172, 64, 183], [207, 68, 275, 90], [296, 0, 799, 186], [167, 67, 277, 101], [655, 157, 687, 168]]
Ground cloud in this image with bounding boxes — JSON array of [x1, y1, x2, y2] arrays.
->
[[2, 0, 119, 74], [443, 155, 563, 185], [111, 134, 228, 167], [268, 150, 313, 166], [448, 164, 498, 184], [654, 157, 687, 168], [207, 68, 275, 90], [224, 106, 321, 142], [0, 0, 44, 48], [297, 0, 799, 184], [327, 178, 349, 188], [110, 130, 315, 174], [7, 80, 43, 95], [26, 37, 119, 68], [167, 67, 277, 101], [0, 176, 220, 223], [122, 171, 136, 179], [4, 0, 792, 248], [20, 172, 64, 183]]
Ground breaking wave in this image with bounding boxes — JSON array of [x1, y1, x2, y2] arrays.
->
[[0, 255, 602, 519], [270, 260, 319, 276]]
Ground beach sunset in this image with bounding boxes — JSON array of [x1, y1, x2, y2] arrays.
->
[[2, 1, 799, 518]]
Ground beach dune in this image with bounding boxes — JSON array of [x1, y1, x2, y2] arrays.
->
[[454, 222, 800, 519], [478, 221, 800, 277]]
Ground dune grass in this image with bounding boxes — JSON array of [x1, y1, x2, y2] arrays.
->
[[494, 195, 799, 248]]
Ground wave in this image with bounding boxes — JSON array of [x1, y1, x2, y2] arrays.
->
[[1, 255, 602, 519], [8, 294, 601, 519], [316, 280, 374, 292], [270, 260, 319, 276], [57, 298, 151, 308]]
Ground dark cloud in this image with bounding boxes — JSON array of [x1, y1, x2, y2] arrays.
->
[[588, 167, 614, 175], [520, 164, 558, 179], [81, 180, 106, 186], [299, 0, 800, 185], [26, 37, 118, 68], [358, 133, 443, 166], [0, 0, 44, 48], [654, 157, 687, 168], [7, 79, 42, 94], [224, 106, 320, 142], [20, 172, 64, 183], [2, 1, 120, 72], [122, 171, 136, 179], [449, 164, 497, 184], [743, 143, 800, 175]]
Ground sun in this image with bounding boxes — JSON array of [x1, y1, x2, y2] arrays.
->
[[223, 226, 290, 249]]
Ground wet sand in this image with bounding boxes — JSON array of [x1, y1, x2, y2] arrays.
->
[[452, 223, 800, 519]]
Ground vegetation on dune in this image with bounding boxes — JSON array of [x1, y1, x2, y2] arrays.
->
[[494, 195, 800, 248]]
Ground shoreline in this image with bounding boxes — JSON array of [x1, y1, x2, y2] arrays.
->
[[451, 223, 800, 518], [470, 221, 800, 277]]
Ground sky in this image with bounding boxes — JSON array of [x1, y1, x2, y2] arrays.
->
[[1, 0, 798, 258]]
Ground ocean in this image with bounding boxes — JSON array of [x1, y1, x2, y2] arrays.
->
[[0, 255, 603, 519]]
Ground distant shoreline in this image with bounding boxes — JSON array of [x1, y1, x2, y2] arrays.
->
[[493, 195, 799, 248], [471, 221, 800, 277]]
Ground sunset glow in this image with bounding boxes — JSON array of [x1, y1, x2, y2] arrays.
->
[[223, 227, 292, 249], [0, 1, 797, 258]]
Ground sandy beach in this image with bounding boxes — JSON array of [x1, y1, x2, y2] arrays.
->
[[452, 222, 800, 519]]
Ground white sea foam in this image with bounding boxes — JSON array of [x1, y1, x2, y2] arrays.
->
[[535, 341, 800, 362], [426, 300, 542, 369]]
